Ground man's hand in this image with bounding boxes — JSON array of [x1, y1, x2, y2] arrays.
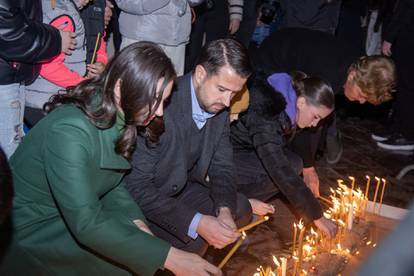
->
[[197, 212, 240, 249], [382, 40, 392, 56], [303, 166, 320, 197], [57, 23, 76, 55], [314, 216, 337, 238], [248, 199, 275, 216], [105, 0, 114, 28], [164, 247, 222, 276]]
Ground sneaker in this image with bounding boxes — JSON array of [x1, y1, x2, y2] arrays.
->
[[326, 131, 343, 164], [377, 134, 414, 151], [371, 128, 394, 142]]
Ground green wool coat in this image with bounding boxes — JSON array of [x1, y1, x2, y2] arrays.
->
[[1, 105, 170, 276]]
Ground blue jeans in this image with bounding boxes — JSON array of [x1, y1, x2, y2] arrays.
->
[[0, 83, 25, 158]]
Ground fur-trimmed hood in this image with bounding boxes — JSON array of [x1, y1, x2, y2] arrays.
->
[[247, 74, 289, 121]]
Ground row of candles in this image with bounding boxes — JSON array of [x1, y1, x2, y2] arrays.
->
[[246, 175, 388, 276]]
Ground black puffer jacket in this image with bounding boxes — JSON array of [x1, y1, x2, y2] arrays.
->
[[230, 77, 323, 222], [0, 0, 61, 85]]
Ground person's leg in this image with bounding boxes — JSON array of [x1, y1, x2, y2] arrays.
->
[[148, 182, 251, 256], [377, 38, 414, 150], [184, 7, 207, 73], [289, 127, 323, 169], [234, 149, 302, 202], [159, 44, 186, 76], [234, 0, 258, 47], [24, 107, 46, 129], [0, 84, 25, 158], [325, 113, 343, 164], [204, 0, 230, 43], [119, 36, 139, 50]]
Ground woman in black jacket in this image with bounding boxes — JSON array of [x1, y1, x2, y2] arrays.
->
[[231, 72, 337, 237]]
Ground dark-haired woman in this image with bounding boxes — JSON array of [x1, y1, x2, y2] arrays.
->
[[230, 72, 337, 237], [0, 42, 221, 276]]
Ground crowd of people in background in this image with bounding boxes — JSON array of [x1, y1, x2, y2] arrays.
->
[[0, 0, 412, 275]]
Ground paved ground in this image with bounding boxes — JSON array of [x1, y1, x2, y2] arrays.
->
[[219, 101, 414, 275]]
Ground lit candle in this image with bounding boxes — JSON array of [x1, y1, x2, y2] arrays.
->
[[272, 256, 281, 276], [348, 176, 355, 202], [347, 205, 353, 230], [364, 175, 371, 199], [379, 178, 387, 213], [292, 222, 297, 256], [218, 231, 246, 268], [238, 216, 269, 232], [363, 175, 371, 216], [372, 177, 381, 212], [294, 223, 306, 276], [281, 257, 287, 276]]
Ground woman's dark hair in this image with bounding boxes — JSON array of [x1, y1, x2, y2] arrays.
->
[[291, 71, 335, 109], [45, 41, 176, 160], [195, 38, 253, 79]]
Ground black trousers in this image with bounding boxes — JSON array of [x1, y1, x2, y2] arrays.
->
[[184, 0, 230, 73], [391, 35, 414, 139], [233, 149, 303, 201], [233, 0, 258, 47], [24, 107, 46, 129], [147, 182, 252, 256]]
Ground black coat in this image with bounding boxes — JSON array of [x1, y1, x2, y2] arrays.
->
[[383, 0, 414, 43], [231, 77, 323, 221], [254, 27, 360, 94], [0, 0, 61, 85], [125, 74, 237, 243]]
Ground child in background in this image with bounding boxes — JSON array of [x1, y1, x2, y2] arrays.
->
[[24, 0, 108, 127]]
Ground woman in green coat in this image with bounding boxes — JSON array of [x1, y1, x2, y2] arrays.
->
[[0, 42, 221, 276]]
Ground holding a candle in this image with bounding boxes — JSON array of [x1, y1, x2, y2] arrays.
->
[[230, 73, 337, 238]]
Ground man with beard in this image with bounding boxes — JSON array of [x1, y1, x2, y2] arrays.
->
[[125, 39, 253, 257]]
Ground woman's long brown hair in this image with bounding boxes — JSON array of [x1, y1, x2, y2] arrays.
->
[[45, 42, 176, 160]]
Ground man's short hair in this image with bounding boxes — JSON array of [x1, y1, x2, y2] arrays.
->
[[349, 56, 396, 105], [195, 38, 253, 79]]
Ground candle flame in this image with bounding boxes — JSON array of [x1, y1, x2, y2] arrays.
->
[[272, 256, 280, 267], [303, 244, 313, 253], [337, 219, 346, 227], [298, 219, 304, 229]]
